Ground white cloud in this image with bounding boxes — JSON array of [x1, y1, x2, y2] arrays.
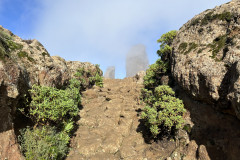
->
[[34, 0, 230, 78]]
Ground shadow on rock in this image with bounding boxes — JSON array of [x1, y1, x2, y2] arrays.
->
[[179, 88, 240, 160]]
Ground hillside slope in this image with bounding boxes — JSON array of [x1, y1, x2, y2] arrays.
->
[[0, 25, 102, 160]]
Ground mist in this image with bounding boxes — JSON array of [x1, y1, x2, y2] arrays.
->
[[104, 66, 115, 79], [30, 0, 230, 79], [126, 44, 149, 77]]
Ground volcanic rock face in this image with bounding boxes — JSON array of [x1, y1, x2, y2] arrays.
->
[[104, 66, 115, 79], [126, 44, 149, 77], [170, 0, 240, 119], [0, 25, 102, 159]]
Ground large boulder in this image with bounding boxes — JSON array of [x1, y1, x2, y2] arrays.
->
[[170, 0, 240, 119]]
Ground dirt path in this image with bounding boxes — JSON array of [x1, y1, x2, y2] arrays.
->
[[67, 78, 172, 160]]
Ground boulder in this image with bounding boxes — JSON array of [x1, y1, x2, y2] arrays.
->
[[170, 0, 240, 118]]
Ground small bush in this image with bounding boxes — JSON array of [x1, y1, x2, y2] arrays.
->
[[141, 85, 186, 138], [75, 64, 103, 88], [26, 84, 80, 126], [19, 78, 82, 160], [18, 51, 35, 62], [185, 43, 198, 55], [178, 43, 188, 54], [157, 30, 177, 57], [143, 59, 168, 90], [19, 126, 69, 160]]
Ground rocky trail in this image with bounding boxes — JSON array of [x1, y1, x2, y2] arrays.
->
[[67, 78, 174, 160]]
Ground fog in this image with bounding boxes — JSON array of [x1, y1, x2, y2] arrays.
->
[[104, 66, 115, 79], [126, 44, 149, 77]]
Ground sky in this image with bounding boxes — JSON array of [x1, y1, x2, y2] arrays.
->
[[0, 0, 230, 78]]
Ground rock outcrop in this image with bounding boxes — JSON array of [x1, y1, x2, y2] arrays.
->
[[170, 0, 240, 119], [126, 44, 149, 77], [0, 25, 102, 160], [104, 66, 115, 79]]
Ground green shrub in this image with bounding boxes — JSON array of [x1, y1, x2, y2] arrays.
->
[[7, 40, 23, 50], [89, 73, 103, 87], [143, 59, 168, 90], [141, 85, 186, 137], [18, 51, 35, 62], [178, 42, 188, 54], [157, 30, 177, 57], [19, 78, 82, 160], [19, 126, 69, 160], [141, 88, 156, 106], [0, 37, 10, 61], [75, 64, 103, 88], [141, 31, 186, 138], [185, 43, 198, 55], [25, 84, 80, 126]]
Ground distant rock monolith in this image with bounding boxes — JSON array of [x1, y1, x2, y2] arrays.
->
[[104, 66, 115, 79], [126, 44, 149, 77]]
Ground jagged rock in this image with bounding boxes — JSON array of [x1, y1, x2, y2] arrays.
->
[[126, 44, 149, 77], [0, 25, 102, 159], [104, 66, 115, 79], [198, 145, 210, 160], [171, 0, 240, 118], [133, 71, 146, 84]]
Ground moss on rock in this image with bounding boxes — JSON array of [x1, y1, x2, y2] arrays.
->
[[18, 51, 35, 62]]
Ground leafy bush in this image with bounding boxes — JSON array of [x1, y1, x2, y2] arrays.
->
[[25, 84, 80, 126], [19, 126, 69, 160], [89, 72, 103, 87], [141, 85, 186, 137], [18, 78, 82, 159], [141, 31, 186, 138], [74, 64, 103, 88], [143, 59, 168, 90], [157, 30, 177, 57]]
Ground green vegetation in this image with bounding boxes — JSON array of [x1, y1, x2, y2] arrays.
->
[[6, 40, 23, 50], [0, 30, 12, 40], [185, 43, 198, 54], [189, 18, 201, 26], [157, 30, 177, 57], [18, 51, 35, 62], [25, 84, 80, 126], [18, 77, 82, 159], [19, 126, 69, 160], [178, 42, 198, 55], [42, 52, 50, 57], [143, 59, 168, 90], [197, 47, 205, 54], [18, 64, 103, 159], [190, 11, 233, 27], [178, 43, 188, 54], [74, 64, 103, 88], [207, 35, 234, 61], [141, 85, 186, 137], [141, 31, 186, 138], [189, 11, 233, 27], [0, 37, 10, 61]]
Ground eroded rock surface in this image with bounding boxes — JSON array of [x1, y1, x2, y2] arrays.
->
[[170, 0, 240, 119]]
